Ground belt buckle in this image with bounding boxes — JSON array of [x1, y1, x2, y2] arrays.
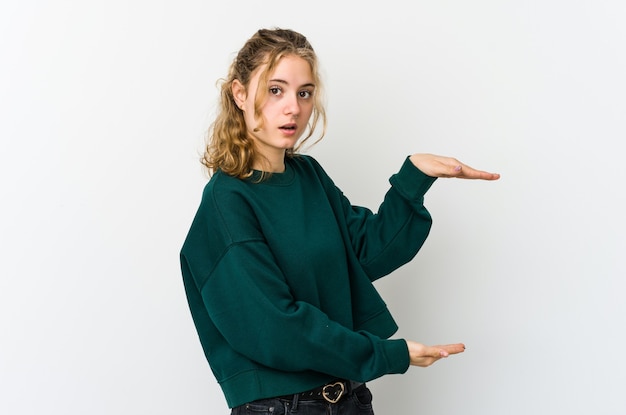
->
[[322, 381, 345, 404]]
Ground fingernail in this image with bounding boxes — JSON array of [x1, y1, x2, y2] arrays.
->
[[454, 165, 462, 172]]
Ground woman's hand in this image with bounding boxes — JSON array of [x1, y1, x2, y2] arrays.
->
[[406, 340, 466, 367], [409, 153, 500, 180]]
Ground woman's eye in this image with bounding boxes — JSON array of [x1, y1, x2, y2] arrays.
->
[[299, 90, 313, 99], [269, 87, 282, 96]]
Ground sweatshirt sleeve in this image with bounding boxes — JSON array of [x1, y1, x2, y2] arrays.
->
[[337, 156, 437, 280], [194, 239, 409, 382]]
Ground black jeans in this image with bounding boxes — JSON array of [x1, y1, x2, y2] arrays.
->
[[231, 384, 375, 415]]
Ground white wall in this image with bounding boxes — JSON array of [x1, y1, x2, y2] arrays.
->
[[1, 1, 624, 414]]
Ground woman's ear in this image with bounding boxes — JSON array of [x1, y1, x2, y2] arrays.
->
[[231, 79, 246, 110]]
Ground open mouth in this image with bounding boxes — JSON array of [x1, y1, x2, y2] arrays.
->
[[280, 123, 297, 131]]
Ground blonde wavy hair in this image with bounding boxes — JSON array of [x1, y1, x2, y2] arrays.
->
[[202, 28, 327, 178]]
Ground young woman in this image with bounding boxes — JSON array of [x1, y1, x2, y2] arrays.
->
[[180, 28, 500, 415]]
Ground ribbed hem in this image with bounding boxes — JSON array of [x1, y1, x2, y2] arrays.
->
[[219, 370, 331, 408]]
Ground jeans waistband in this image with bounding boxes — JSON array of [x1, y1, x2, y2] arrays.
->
[[279, 379, 364, 404]]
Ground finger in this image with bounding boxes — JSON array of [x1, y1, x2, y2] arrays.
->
[[422, 345, 452, 358], [455, 165, 500, 180], [436, 161, 465, 178], [435, 343, 466, 355]]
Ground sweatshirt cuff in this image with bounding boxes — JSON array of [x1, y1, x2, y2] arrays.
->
[[382, 338, 411, 374], [389, 156, 437, 201]]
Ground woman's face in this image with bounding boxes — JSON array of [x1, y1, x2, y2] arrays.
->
[[234, 55, 316, 168]]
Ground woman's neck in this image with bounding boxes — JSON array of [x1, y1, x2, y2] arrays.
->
[[252, 151, 286, 173]]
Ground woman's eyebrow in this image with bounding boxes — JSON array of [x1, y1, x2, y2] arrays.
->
[[269, 78, 315, 88]]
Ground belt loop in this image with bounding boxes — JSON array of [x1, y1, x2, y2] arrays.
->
[[291, 392, 299, 411]]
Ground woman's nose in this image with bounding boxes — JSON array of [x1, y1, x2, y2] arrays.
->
[[284, 95, 300, 115]]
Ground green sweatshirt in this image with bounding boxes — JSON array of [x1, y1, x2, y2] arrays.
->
[[180, 155, 436, 408]]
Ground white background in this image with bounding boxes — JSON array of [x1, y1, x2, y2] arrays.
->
[[1, 1, 625, 414]]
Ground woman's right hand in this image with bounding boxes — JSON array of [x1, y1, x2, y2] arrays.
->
[[406, 340, 466, 367]]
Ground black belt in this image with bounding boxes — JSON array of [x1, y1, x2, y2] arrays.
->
[[280, 380, 364, 404]]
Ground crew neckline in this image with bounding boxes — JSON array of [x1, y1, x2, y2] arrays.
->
[[249, 158, 296, 186]]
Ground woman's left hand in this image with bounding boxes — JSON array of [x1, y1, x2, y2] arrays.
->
[[406, 340, 466, 367], [409, 153, 500, 181]]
